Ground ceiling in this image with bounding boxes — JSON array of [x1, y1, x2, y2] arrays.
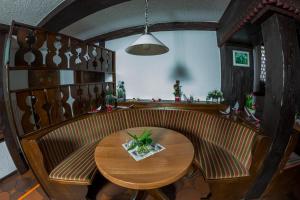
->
[[0, 0, 63, 26], [61, 0, 231, 40], [0, 0, 231, 40]]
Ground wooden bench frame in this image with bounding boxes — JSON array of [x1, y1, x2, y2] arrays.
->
[[21, 108, 271, 200]]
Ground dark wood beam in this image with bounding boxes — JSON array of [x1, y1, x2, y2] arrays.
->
[[0, 23, 9, 33], [245, 14, 300, 199], [0, 32, 28, 173], [85, 22, 219, 43], [38, 0, 130, 32], [218, 0, 300, 46]]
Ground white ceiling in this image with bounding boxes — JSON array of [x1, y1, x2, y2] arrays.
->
[[61, 0, 231, 40], [0, 0, 64, 26], [0, 0, 231, 40]]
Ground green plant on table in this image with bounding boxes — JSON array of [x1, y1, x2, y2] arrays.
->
[[127, 129, 153, 154]]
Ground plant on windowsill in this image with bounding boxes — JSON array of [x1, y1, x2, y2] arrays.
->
[[127, 129, 153, 154], [173, 80, 182, 102], [206, 89, 224, 103]]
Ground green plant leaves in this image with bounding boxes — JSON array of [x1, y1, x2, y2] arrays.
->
[[127, 129, 153, 153]]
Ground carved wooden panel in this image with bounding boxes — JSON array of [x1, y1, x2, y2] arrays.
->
[[87, 45, 102, 71], [71, 85, 90, 116], [46, 33, 68, 68], [31, 90, 50, 129], [16, 91, 36, 133], [70, 39, 87, 70], [28, 70, 60, 87], [60, 86, 73, 120], [8, 23, 115, 137], [46, 88, 64, 124], [15, 27, 46, 67], [89, 83, 103, 110]]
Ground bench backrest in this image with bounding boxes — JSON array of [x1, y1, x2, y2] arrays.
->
[[38, 109, 257, 172]]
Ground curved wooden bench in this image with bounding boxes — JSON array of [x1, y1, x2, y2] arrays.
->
[[22, 108, 270, 200]]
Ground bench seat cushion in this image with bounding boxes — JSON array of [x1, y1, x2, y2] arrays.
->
[[49, 141, 98, 185], [195, 139, 249, 179]]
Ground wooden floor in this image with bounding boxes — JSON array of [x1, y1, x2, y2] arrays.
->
[[0, 171, 47, 200], [1, 168, 300, 200]]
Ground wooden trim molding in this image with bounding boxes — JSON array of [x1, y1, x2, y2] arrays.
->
[[85, 22, 219, 43], [38, 0, 130, 32]]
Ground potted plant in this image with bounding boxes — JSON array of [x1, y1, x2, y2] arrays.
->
[[173, 80, 182, 102], [127, 130, 153, 154], [206, 90, 223, 103]]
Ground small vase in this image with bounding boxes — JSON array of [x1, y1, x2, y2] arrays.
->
[[175, 96, 181, 102], [106, 105, 113, 112]]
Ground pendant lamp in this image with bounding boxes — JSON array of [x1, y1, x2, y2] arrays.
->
[[126, 0, 169, 56]]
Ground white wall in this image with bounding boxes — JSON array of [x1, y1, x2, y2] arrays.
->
[[0, 142, 16, 179], [106, 30, 221, 100]]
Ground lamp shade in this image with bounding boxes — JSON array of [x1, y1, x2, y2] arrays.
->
[[126, 33, 169, 56]]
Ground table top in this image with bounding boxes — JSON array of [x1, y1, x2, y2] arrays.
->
[[94, 127, 194, 190]]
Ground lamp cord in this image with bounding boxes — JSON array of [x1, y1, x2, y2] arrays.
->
[[144, 0, 149, 34]]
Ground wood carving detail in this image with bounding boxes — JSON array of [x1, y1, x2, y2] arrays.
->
[[9, 23, 115, 136], [15, 27, 46, 67]]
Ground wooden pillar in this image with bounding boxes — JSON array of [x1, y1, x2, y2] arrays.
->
[[245, 14, 300, 199], [0, 32, 28, 173]]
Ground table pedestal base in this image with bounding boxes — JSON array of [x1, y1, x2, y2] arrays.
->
[[130, 189, 169, 200]]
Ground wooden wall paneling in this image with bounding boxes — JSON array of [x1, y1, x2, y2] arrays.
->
[[220, 44, 254, 107], [46, 33, 69, 68], [245, 14, 300, 199], [15, 91, 36, 133], [31, 89, 50, 129], [28, 70, 60, 87], [60, 86, 73, 120]]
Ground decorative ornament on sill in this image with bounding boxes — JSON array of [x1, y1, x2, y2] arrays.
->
[[125, 0, 169, 56], [206, 89, 223, 103], [117, 81, 126, 102]]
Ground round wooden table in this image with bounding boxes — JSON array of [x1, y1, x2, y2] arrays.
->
[[95, 127, 194, 200]]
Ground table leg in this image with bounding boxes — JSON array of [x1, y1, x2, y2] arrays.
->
[[130, 190, 145, 200], [147, 189, 169, 200]]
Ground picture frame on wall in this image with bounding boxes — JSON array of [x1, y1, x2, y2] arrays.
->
[[233, 50, 250, 67]]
